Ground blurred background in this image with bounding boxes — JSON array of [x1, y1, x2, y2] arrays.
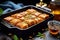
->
[[0, 0, 51, 5]]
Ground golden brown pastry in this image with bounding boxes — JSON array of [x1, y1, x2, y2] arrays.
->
[[37, 17, 44, 23], [25, 19, 35, 26], [25, 15, 30, 19], [11, 14, 17, 17], [29, 15, 36, 19], [16, 22, 28, 29], [25, 14, 36, 20], [34, 12, 41, 17], [19, 17, 25, 21], [4, 16, 14, 22], [34, 18, 43, 23], [10, 19, 21, 25], [38, 14, 49, 19], [26, 9, 37, 13], [33, 19, 37, 24], [11, 14, 23, 18], [20, 11, 28, 16]]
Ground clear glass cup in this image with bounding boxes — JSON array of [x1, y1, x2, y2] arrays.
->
[[48, 20, 60, 35]]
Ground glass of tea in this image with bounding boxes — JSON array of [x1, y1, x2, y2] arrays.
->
[[48, 0, 60, 21], [48, 20, 60, 36]]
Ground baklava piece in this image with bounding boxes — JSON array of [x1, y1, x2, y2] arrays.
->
[[34, 18, 43, 23], [26, 9, 37, 13], [25, 15, 36, 19], [30, 15, 36, 19], [20, 11, 28, 16], [11, 14, 23, 18], [38, 14, 49, 19], [16, 22, 28, 29], [25, 19, 35, 26], [32, 12, 41, 17], [10, 19, 21, 25], [19, 17, 25, 21], [4, 16, 14, 22]]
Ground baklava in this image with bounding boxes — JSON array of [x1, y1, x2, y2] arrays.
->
[[4, 9, 49, 29], [16, 22, 28, 29]]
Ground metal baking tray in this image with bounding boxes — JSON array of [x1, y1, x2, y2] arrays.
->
[[0, 5, 54, 37]]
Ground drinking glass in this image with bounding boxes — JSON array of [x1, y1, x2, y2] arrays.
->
[[48, 20, 60, 35]]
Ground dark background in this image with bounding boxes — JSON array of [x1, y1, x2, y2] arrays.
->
[[0, 0, 51, 5]]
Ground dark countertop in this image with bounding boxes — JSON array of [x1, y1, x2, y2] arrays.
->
[[34, 31, 60, 40]]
